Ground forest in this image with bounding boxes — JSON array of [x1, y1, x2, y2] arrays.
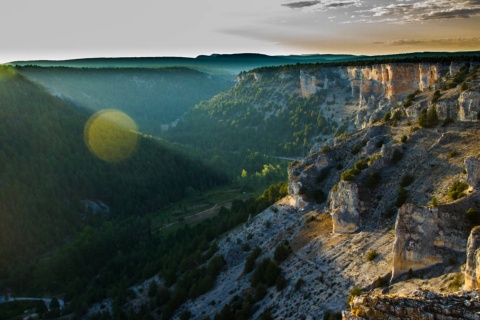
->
[[0, 66, 227, 296], [16, 66, 235, 136]]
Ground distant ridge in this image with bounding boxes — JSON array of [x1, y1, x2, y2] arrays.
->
[[8, 50, 480, 75]]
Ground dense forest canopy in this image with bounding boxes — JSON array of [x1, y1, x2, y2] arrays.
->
[[16, 66, 235, 136], [0, 66, 227, 290]]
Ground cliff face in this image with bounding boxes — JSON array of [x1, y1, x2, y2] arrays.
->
[[392, 202, 472, 280], [465, 226, 480, 290]]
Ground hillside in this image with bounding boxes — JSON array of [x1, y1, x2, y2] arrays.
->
[[153, 59, 480, 319], [0, 66, 227, 293], [15, 66, 235, 136]]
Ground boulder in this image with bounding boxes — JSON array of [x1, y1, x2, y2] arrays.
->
[[465, 226, 480, 290], [465, 156, 480, 189], [328, 181, 362, 234]]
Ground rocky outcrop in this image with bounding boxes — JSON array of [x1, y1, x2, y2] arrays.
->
[[466, 156, 480, 189], [328, 181, 362, 234], [392, 204, 470, 280], [458, 91, 480, 121], [288, 153, 333, 208], [466, 226, 480, 290], [343, 290, 480, 319]]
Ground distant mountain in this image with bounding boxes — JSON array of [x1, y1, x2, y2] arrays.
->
[[9, 53, 360, 75], [0, 66, 227, 289], [9, 51, 480, 75]]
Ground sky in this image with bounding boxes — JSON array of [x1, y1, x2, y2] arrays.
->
[[1, 0, 479, 63]]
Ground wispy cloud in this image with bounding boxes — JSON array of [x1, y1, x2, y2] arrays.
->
[[375, 37, 480, 47], [282, 1, 320, 9], [362, 0, 480, 24], [282, 0, 360, 10]]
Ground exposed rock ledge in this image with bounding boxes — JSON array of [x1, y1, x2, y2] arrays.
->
[[343, 290, 480, 319]]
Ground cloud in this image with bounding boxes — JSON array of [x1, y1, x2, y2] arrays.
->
[[360, 0, 480, 23], [326, 2, 357, 8], [376, 37, 480, 47], [282, 1, 320, 9], [282, 0, 359, 10]]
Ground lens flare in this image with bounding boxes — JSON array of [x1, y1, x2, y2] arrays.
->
[[84, 109, 138, 163]]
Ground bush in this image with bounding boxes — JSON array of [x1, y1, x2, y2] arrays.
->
[[275, 274, 288, 291], [351, 144, 360, 155], [431, 197, 438, 207], [396, 186, 408, 207], [447, 150, 459, 158], [274, 244, 291, 264], [244, 247, 261, 274], [347, 286, 362, 304], [254, 283, 268, 302], [341, 168, 360, 181], [242, 243, 251, 252], [366, 250, 378, 261], [467, 208, 480, 225], [366, 171, 380, 189], [295, 278, 304, 291], [442, 116, 454, 127], [354, 158, 369, 171], [400, 174, 415, 187], [400, 135, 408, 143], [432, 89, 441, 104], [448, 180, 468, 200], [391, 149, 403, 163]]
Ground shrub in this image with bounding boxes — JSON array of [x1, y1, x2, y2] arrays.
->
[[467, 207, 480, 225], [432, 89, 441, 104], [354, 158, 369, 171], [391, 149, 403, 163], [431, 197, 438, 207], [347, 286, 362, 304], [383, 110, 391, 122], [242, 243, 251, 252], [400, 135, 408, 143], [341, 168, 360, 181], [396, 186, 408, 207], [254, 283, 268, 302], [321, 146, 331, 153], [351, 144, 360, 155], [448, 180, 468, 200], [447, 150, 458, 158], [295, 278, 304, 291], [366, 171, 381, 189], [442, 116, 454, 127], [366, 250, 378, 261], [244, 247, 261, 274], [274, 244, 291, 264], [400, 174, 415, 187]]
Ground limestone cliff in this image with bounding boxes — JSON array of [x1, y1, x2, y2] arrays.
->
[[465, 226, 480, 290], [392, 203, 471, 280]]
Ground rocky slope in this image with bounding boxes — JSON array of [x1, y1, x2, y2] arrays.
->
[[106, 60, 480, 320]]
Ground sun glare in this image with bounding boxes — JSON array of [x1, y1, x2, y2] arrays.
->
[[84, 109, 138, 163]]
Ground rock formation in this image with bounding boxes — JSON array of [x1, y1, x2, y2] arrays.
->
[[458, 91, 480, 121], [465, 226, 480, 290], [343, 290, 480, 319], [288, 152, 333, 208], [466, 156, 480, 189], [392, 203, 470, 280], [328, 181, 362, 234]]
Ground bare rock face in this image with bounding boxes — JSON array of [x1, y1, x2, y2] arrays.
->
[[343, 291, 480, 320], [465, 156, 480, 189], [328, 181, 362, 234], [392, 203, 470, 280], [458, 91, 480, 121], [465, 226, 480, 290], [288, 153, 332, 208]]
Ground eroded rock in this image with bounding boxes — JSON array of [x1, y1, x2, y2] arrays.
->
[[392, 204, 470, 280], [465, 156, 480, 189], [465, 226, 480, 290], [328, 181, 362, 234]]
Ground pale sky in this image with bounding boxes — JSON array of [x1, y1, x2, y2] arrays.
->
[[1, 0, 480, 63]]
